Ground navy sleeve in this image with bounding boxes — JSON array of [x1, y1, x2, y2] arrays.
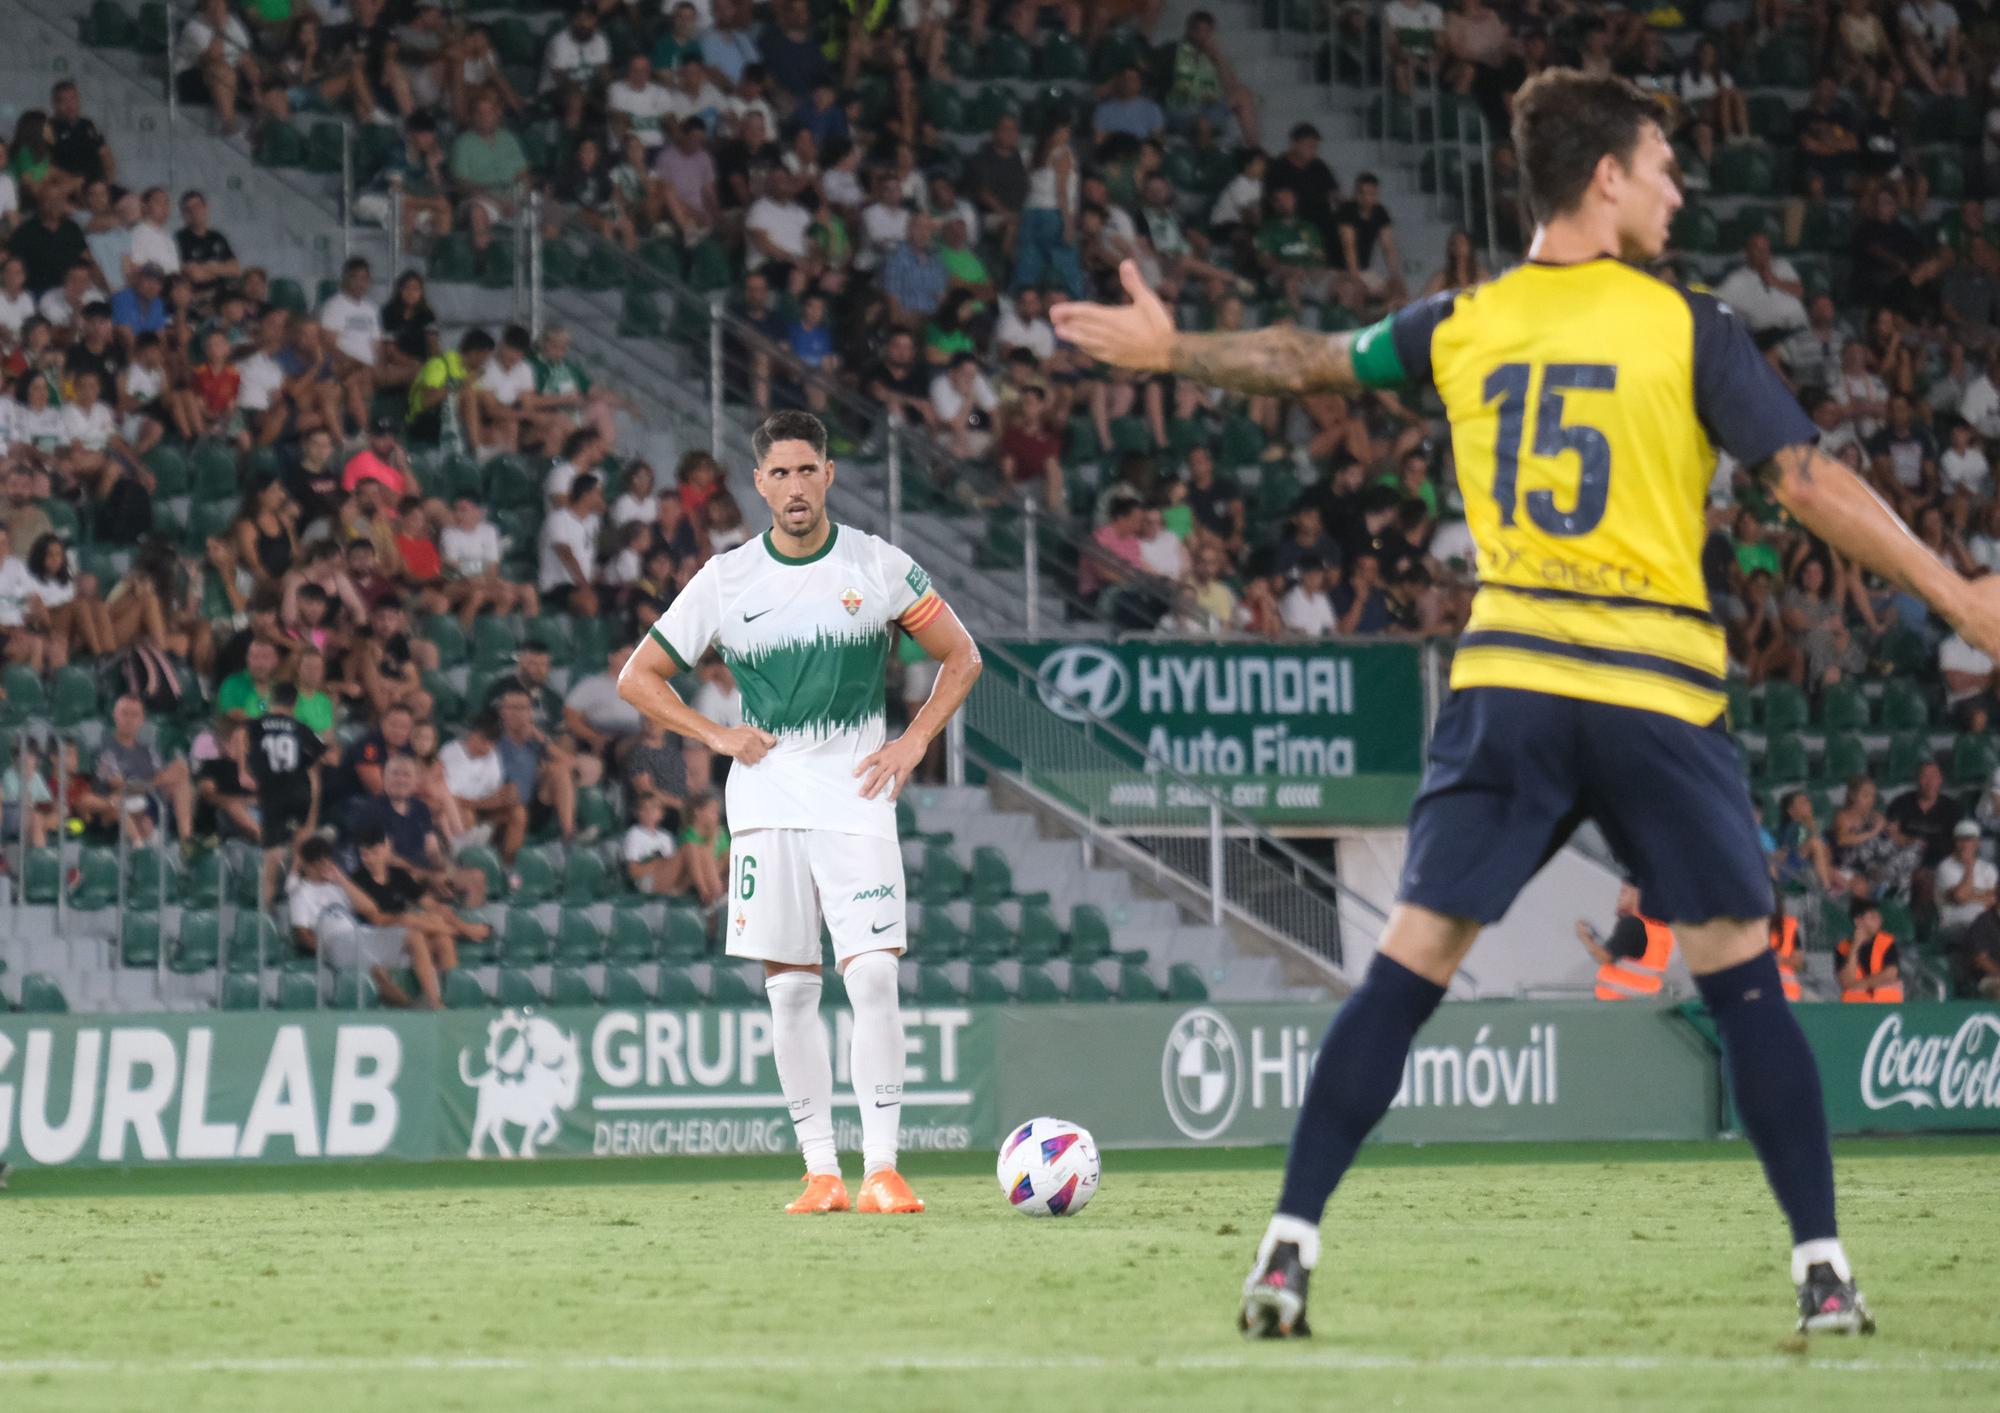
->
[[1684, 287, 1818, 466], [1382, 288, 1458, 395]]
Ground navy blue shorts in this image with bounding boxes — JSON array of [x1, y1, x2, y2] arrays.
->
[[1399, 687, 1774, 925]]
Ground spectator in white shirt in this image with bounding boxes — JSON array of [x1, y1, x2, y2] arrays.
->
[[744, 168, 813, 275], [691, 656, 742, 729], [538, 472, 603, 616], [1280, 560, 1338, 637], [0, 257, 34, 336], [996, 287, 1058, 361], [1936, 821, 1996, 934], [1715, 233, 1809, 336], [1941, 420, 1992, 499], [1779, 294, 1847, 391], [563, 644, 645, 755], [541, 5, 612, 96], [441, 492, 537, 631], [473, 324, 548, 453], [621, 790, 685, 894], [608, 55, 675, 148], [177, 0, 259, 136], [439, 712, 526, 858], [128, 186, 181, 276], [1939, 627, 1996, 726], [1962, 348, 2000, 439], [37, 262, 96, 330], [1135, 503, 1189, 581], [1836, 342, 1891, 439], [1898, 0, 1963, 96], [542, 426, 604, 509], [929, 353, 999, 461]]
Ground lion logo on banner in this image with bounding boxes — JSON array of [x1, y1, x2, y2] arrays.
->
[[458, 1010, 582, 1158]]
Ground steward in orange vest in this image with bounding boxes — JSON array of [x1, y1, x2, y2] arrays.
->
[[1768, 913, 1803, 1001], [1578, 883, 1676, 1000], [1835, 900, 1904, 1003]]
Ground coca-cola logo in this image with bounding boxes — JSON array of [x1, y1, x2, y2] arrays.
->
[[1860, 1013, 2000, 1111]]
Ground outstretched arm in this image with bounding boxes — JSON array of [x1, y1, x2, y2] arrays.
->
[[1762, 443, 2000, 653], [1051, 260, 1363, 397]]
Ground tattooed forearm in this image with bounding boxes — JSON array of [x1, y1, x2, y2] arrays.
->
[[1167, 325, 1360, 397], [1766, 438, 1967, 620]]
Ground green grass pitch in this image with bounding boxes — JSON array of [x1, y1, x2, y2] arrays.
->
[[4, 1137, 1995, 1412]]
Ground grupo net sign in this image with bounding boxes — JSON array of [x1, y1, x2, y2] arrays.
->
[[984, 640, 1426, 828]]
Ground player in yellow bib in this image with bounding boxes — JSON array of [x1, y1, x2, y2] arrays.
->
[[1054, 69, 2000, 1340]]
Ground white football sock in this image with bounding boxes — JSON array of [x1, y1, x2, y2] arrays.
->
[[765, 970, 838, 1177], [1256, 1214, 1322, 1272], [842, 950, 905, 1177], [1792, 1238, 1852, 1285]]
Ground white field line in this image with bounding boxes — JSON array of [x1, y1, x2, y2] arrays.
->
[[0, 1351, 1997, 1379]]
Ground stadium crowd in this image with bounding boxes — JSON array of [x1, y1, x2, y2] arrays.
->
[[3, 0, 2000, 996]]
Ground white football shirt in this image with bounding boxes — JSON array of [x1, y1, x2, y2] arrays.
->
[[647, 523, 944, 839]]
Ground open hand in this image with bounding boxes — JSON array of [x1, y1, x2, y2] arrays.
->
[[855, 734, 926, 801], [1049, 260, 1176, 374]]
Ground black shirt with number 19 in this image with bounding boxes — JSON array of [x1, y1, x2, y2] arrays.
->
[[250, 714, 325, 805]]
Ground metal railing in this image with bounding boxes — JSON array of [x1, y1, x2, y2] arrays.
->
[[962, 637, 1398, 976]]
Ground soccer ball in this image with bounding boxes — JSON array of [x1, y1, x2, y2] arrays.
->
[[996, 1117, 1101, 1217]]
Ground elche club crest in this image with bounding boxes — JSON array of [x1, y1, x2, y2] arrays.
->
[[840, 587, 863, 615]]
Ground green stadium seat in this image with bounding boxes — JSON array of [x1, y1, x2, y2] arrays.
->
[[124, 847, 171, 910], [173, 909, 222, 973], [981, 30, 1033, 78], [1724, 681, 1755, 730], [921, 80, 964, 131], [589, 965, 642, 1006], [1220, 413, 1267, 469], [1069, 964, 1115, 1002], [19, 973, 69, 1013], [1923, 150, 1966, 202], [608, 910, 657, 962], [304, 119, 347, 175], [1669, 204, 1722, 255], [1069, 904, 1113, 964], [1748, 93, 1796, 142], [0, 665, 47, 725], [574, 788, 618, 841], [967, 905, 1014, 963], [444, 971, 490, 1007], [658, 908, 707, 960], [511, 845, 560, 903], [1016, 964, 1063, 1003], [1166, 963, 1210, 1002], [917, 903, 965, 959], [967, 964, 1013, 1003], [1713, 144, 1774, 197], [472, 614, 522, 669], [554, 908, 604, 962], [1107, 414, 1153, 454], [423, 616, 470, 670], [256, 120, 309, 169], [1116, 961, 1160, 1001], [73, 847, 121, 911], [1757, 681, 1809, 732], [562, 848, 612, 903], [913, 964, 962, 1004], [120, 911, 161, 968], [549, 968, 596, 1006], [221, 974, 263, 1010], [1758, 733, 1809, 786], [23, 846, 60, 904], [497, 968, 543, 1007], [1880, 680, 1931, 731], [970, 846, 1013, 905], [1878, 896, 1918, 945], [618, 290, 664, 338], [501, 907, 550, 964], [191, 439, 239, 500], [458, 846, 507, 902], [1819, 732, 1869, 784], [1818, 681, 1869, 731], [331, 972, 378, 1010], [917, 842, 966, 904], [232, 912, 284, 971], [1949, 733, 1996, 789], [709, 966, 758, 1007], [1038, 29, 1087, 79], [144, 443, 189, 496], [1016, 900, 1063, 963], [276, 973, 321, 1010], [655, 964, 703, 1006]]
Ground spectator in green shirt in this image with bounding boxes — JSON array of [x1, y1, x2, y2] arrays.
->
[[449, 93, 530, 257], [1734, 507, 1782, 579], [533, 324, 620, 447], [678, 790, 728, 905], [937, 214, 995, 304], [217, 638, 279, 719], [650, 2, 705, 71], [294, 647, 336, 736], [1255, 187, 1326, 301]]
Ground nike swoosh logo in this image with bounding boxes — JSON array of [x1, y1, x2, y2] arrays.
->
[[870, 921, 898, 934], [874, 1100, 898, 1108], [743, 608, 775, 622]]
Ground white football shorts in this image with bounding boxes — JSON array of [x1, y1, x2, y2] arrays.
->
[[724, 828, 908, 967]]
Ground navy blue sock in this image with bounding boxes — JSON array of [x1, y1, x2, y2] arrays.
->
[[1276, 953, 1446, 1223], [1695, 950, 1838, 1245]]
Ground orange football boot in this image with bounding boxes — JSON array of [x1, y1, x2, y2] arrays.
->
[[785, 1173, 851, 1214], [854, 1168, 925, 1214]]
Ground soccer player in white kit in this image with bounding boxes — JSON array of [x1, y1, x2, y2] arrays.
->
[[618, 410, 982, 1214]]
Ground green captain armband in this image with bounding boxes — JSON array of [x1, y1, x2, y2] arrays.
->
[[1349, 314, 1408, 391]]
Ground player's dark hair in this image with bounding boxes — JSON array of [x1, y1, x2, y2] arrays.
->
[[1511, 68, 1665, 223], [752, 409, 828, 465]]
